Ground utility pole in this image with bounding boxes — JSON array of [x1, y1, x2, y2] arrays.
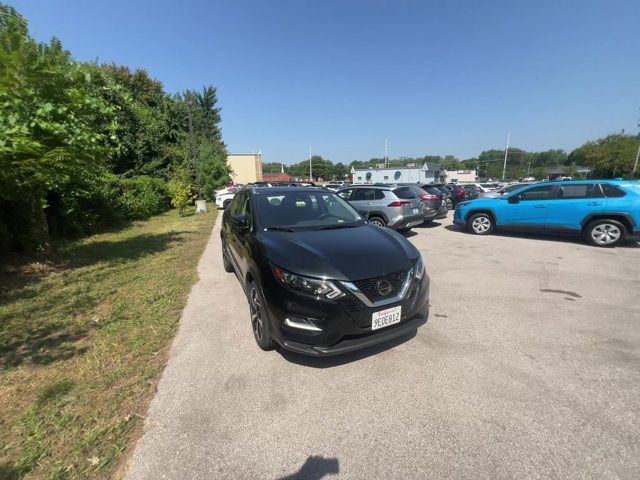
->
[[502, 131, 511, 181], [186, 97, 200, 198], [385, 138, 388, 167], [633, 142, 640, 177], [309, 146, 313, 181]]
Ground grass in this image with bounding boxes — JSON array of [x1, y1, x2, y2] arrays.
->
[[0, 209, 216, 479]]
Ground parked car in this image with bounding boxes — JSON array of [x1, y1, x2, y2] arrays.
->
[[477, 183, 499, 193], [220, 186, 430, 355], [215, 185, 243, 209], [453, 180, 640, 247], [426, 183, 453, 209], [337, 185, 426, 231], [446, 184, 467, 207], [411, 185, 449, 220], [323, 183, 344, 191], [460, 184, 481, 199]]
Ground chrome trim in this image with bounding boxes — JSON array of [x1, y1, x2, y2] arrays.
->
[[284, 317, 322, 332], [341, 268, 414, 308]]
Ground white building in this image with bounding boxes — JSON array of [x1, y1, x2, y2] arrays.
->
[[443, 169, 477, 183], [350, 163, 442, 184]]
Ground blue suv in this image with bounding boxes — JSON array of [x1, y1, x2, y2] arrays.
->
[[453, 180, 640, 247]]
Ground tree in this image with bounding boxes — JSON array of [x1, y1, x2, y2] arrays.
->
[[569, 134, 640, 178]]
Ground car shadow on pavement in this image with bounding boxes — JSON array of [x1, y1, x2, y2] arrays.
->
[[277, 330, 418, 369], [443, 224, 640, 248], [415, 221, 443, 229], [278, 455, 339, 480]]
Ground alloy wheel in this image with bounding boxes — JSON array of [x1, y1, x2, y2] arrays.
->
[[472, 216, 491, 234], [249, 286, 264, 341], [591, 223, 621, 245], [369, 218, 385, 227]]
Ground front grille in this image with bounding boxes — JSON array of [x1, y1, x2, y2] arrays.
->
[[352, 271, 407, 303]]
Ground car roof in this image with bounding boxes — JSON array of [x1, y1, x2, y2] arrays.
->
[[249, 186, 326, 195]]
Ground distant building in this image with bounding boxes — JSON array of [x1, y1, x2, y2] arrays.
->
[[546, 167, 567, 181], [227, 153, 263, 184], [350, 163, 442, 184], [443, 169, 477, 183], [262, 172, 291, 183]]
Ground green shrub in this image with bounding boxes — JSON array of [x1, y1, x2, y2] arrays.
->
[[167, 179, 196, 216], [117, 176, 170, 220]]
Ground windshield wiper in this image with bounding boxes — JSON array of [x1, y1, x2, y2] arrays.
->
[[263, 226, 296, 232], [315, 224, 359, 230]]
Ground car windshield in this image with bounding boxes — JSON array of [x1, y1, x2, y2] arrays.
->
[[255, 190, 365, 230]]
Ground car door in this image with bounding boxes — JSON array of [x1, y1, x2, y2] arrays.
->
[[545, 183, 604, 232], [350, 188, 377, 215], [498, 184, 556, 229], [227, 191, 250, 273]]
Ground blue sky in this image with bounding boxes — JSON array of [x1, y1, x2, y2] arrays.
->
[[11, 0, 640, 164]]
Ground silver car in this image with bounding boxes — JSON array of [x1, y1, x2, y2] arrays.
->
[[337, 185, 426, 231]]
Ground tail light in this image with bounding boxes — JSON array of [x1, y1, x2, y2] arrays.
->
[[388, 201, 412, 207], [456, 189, 464, 197], [419, 194, 439, 201]]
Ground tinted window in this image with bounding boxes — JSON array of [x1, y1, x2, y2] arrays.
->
[[557, 183, 603, 199], [601, 184, 626, 198], [393, 187, 418, 199], [255, 191, 363, 229], [518, 185, 554, 200], [337, 188, 353, 200], [353, 188, 376, 201], [230, 192, 245, 216], [423, 186, 442, 196]]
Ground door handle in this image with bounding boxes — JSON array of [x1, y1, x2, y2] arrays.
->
[[587, 202, 602, 206], [534, 205, 547, 208]]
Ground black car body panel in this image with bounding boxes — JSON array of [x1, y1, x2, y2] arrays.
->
[[222, 186, 430, 356]]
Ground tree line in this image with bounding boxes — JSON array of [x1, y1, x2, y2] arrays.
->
[[265, 133, 640, 182], [0, 4, 230, 253]]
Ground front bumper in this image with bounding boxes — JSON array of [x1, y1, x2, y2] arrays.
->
[[262, 270, 430, 356]]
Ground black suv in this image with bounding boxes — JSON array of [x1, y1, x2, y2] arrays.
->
[[221, 186, 430, 356]]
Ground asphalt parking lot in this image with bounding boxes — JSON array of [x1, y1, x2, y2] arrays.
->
[[127, 216, 640, 480]]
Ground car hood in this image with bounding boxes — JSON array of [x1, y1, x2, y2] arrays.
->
[[257, 225, 419, 281]]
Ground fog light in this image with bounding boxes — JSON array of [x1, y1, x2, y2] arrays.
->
[[284, 316, 322, 332]]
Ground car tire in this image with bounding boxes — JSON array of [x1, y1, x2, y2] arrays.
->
[[221, 237, 234, 273], [467, 212, 494, 235], [368, 216, 387, 228], [584, 219, 627, 247], [247, 280, 276, 351]]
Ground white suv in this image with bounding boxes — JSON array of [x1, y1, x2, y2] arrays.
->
[[214, 185, 242, 209]]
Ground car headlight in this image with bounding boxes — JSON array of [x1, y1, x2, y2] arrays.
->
[[271, 265, 344, 299], [414, 255, 425, 280]]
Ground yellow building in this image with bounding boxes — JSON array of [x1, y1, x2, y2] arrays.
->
[[227, 153, 263, 184]]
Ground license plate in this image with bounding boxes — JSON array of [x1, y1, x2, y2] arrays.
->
[[371, 305, 401, 331], [412, 208, 420, 214]]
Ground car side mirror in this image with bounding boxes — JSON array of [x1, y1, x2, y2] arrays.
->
[[508, 195, 520, 204], [233, 214, 249, 230]]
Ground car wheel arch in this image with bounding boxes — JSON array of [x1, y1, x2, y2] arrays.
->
[[580, 213, 635, 232], [464, 208, 497, 225]]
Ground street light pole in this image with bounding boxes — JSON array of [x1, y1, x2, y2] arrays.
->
[[309, 146, 313, 181], [633, 142, 640, 177], [502, 131, 511, 181]]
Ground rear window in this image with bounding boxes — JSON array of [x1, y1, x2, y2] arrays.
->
[[393, 187, 418, 199], [601, 184, 626, 198], [423, 186, 442, 195]]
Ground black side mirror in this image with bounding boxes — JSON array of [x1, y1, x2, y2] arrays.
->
[[233, 214, 249, 230], [508, 195, 520, 204]]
